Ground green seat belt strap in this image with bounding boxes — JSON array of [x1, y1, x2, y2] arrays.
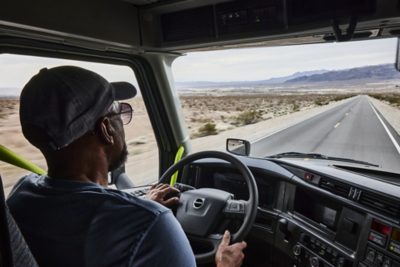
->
[[170, 145, 185, 186], [0, 145, 46, 175]]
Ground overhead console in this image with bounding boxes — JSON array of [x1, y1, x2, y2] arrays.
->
[[138, 0, 400, 50], [287, 0, 376, 24], [160, 0, 285, 43]]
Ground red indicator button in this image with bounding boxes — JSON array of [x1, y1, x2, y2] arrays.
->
[[371, 220, 391, 236], [304, 173, 314, 181]]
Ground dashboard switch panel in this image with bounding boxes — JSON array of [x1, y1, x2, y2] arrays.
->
[[294, 233, 351, 267]]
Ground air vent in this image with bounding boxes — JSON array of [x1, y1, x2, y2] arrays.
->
[[359, 192, 400, 218], [319, 178, 350, 197]]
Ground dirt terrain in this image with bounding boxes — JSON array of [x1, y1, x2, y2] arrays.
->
[[1, 89, 399, 195]]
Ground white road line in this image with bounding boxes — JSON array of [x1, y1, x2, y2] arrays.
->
[[334, 122, 340, 128], [252, 97, 356, 144], [369, 102, 400, 155]]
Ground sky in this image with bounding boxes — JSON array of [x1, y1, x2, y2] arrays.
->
[[0, 56, 138, 90], [0, 38, 398, 94], [172, 38, 398, 82]]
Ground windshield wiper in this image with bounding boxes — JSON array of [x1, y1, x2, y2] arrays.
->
[[267, 152, 379, 167]]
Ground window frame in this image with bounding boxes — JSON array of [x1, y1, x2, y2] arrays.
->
[[0, 38, 181, 182]]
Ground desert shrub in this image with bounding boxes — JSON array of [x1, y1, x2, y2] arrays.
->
[[331, 94, 355, 102], [314, 99, 327, 106], [235, 110, 262, 125], [292, 101, 300, 112], [197, 122, 218, 137], [370, 93, 400, 107]]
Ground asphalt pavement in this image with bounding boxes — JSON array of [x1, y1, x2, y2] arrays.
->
[[251, 95, 400, 173]]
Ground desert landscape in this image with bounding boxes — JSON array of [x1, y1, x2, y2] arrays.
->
[[1, 86, 400, 195]]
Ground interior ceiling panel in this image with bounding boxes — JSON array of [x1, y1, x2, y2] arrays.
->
[[125, 0, 176, 6]]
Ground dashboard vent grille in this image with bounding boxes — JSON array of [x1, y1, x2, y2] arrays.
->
[[359, 192, 400, 218], [319, 178, 350, 197]]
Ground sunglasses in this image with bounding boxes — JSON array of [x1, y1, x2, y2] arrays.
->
[[106, 102, 133, 125]]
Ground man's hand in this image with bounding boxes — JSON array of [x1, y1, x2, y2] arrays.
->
[[145, 183, 180, 207], [216, 230, 247, 267]]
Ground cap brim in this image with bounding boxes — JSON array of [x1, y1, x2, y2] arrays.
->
[[111, 82, 137, 100]]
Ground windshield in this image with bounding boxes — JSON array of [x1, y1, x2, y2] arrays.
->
[[173, 38, 400, 173]]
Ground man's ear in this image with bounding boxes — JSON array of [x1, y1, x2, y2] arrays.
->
[[98, 117, 114, 145]]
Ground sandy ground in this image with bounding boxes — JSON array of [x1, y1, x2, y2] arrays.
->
[[1, 91, 399, 196]]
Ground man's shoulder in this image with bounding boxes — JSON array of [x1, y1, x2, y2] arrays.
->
[[7, 173, 169, 218]]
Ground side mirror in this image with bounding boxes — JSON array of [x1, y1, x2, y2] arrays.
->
[[226, 138, 251, 156]]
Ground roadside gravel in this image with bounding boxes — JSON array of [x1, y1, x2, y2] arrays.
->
[[369, 96, 400, 135]]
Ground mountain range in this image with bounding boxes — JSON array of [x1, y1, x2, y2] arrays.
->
[[176, 64, 400, 89], [2, 64, 400, 97]]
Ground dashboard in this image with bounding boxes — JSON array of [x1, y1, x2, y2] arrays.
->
[[180, 156, 400, 267]]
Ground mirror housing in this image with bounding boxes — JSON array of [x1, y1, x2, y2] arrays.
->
[[226, 138, 251, 156]]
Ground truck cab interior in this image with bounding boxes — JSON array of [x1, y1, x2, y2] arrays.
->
[[2, 0, 400, 266]]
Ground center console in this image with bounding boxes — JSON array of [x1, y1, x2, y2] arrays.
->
[[280, 187, 366, 267], [359, 219, 400, 267], [276, 185, 400, 267]]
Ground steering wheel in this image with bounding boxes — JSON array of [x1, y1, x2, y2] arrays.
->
[[159, 150, 259, 264]]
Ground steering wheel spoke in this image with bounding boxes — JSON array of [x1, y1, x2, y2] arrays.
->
[[223, 199, 248, 219], [187, 233, 223, 264]]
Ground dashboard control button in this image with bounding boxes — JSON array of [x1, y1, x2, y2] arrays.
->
[[389, 241, 400, 256], [310, 256, 320, 267], [293, 244, 302, 256], [336, 257, 346, 267], [369, 231, 387, 247], [382, 257, 392, 267], [366, 248, 376, 263], [376, 253, 384, 263]]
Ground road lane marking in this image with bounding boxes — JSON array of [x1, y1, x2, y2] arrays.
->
[[334, 122, 340, 128], [369, 102, 400, 155], [252, 97, 357, 144]]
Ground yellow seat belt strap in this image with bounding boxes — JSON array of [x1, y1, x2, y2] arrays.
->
[[0, 145, 46, 175], [170, 145, 185, 186]]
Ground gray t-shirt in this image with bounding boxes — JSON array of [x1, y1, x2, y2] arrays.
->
[[7, 174, 196, 267]]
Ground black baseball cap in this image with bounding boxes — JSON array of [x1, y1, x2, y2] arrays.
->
[[20, 66, 137, 151]]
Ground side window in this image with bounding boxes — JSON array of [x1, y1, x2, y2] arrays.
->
[[0, 54, 159, 195]]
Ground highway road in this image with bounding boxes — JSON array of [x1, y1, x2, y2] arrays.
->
[[251, 95, 400, 173]]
